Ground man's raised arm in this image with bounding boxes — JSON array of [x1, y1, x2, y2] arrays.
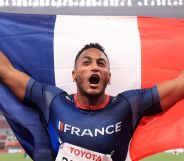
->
[[0, 51, 30, 100], [157, 71, 184, 111]]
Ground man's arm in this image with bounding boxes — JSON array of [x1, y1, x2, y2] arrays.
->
[[157, 71, 184, 111], [0, 51, 30, 100]]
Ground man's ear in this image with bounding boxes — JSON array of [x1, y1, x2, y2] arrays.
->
[[72, 70, 76, 82]]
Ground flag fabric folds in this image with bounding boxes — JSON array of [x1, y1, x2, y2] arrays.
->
[[0, 13, 56, 161], [130, 17, 184, 161], [0, 13, 184, 161]]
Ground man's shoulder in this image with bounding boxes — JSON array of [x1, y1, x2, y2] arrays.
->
[[119, 89, 143, 97], [115, 86, 158, 99], [28, 78, 68, 96]]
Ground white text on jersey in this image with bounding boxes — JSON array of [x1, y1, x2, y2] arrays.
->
[[58, 121, 122, 137]]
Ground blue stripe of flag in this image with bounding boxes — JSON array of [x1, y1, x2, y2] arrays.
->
[[0, 13, 56, 161]]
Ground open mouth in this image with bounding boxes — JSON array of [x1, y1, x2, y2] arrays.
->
[[88, 74, 100, 85]]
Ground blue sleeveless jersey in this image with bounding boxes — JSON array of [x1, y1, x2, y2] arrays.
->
[[25, 79, 161, 161]]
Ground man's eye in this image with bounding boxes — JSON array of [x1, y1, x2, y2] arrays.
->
[[83, 61, 90, 65], [98, 62, 105, 67]]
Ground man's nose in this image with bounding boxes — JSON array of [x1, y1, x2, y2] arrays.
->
[[91, 62, 99, 71]]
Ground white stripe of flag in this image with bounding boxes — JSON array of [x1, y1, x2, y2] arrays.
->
[[54, 16, 141, 96], [54, 15, 142, 161]]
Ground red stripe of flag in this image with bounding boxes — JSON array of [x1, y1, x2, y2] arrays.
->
[[130, 17, 184, 161]]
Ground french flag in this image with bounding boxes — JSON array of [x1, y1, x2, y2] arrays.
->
[[0, 13, 184, 161]]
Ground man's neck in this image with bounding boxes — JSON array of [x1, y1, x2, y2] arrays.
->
[[74, 93, 109, 110]]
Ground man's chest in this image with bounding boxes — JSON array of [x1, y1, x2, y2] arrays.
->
[[48, 97, 134, 155]]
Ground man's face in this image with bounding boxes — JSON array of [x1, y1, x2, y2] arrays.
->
[[72, 48, 111, 96]]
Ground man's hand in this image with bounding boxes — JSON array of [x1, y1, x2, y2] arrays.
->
[[157, 71, 184, 111], [0, 51, 30, 100]]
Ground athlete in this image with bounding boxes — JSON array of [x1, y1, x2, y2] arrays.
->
[[0, 43, 184, 161]]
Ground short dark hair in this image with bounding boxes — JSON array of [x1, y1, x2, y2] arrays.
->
[[74, 43, 109, 66]]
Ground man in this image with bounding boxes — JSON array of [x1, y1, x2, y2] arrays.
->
[[0, 43, 184, 161]]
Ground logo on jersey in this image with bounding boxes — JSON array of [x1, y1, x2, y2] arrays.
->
[[58, 121, 122, 137], [55, 142, 113, 161]]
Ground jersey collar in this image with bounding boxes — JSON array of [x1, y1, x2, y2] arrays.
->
[[74, 94, 110, 110]]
